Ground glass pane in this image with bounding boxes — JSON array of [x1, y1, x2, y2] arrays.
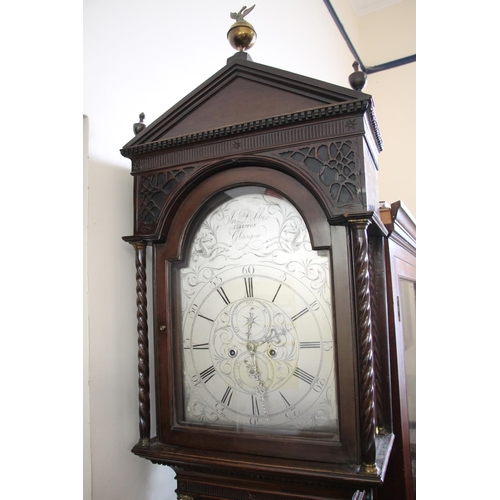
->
[[178, 186, 338, 436], [399, 278, 416, 485]]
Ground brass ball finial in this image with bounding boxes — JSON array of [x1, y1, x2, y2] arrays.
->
[[227, 5, 257, 52]]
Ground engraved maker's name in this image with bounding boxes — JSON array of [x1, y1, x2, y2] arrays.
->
[[227, 208, 271, 243]]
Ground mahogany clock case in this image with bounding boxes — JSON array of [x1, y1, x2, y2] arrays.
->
[[122, 52, 399, 498], [157, 166, 360, 465]]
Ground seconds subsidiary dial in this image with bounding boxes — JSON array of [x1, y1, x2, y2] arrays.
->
[[178, 187, 339, 435]]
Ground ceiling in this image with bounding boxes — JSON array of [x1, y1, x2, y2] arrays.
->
[[323, 0, 416, 73]]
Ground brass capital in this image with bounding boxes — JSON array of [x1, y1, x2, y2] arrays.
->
[[130, 240, 147, 251], [137, 437, 150, 448], [347, 218, 372, 227], [361, 462, 379, 475]]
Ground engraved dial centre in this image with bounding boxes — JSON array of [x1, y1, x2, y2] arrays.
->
[[210, 296, 299, 394]]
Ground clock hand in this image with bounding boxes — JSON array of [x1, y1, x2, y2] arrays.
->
[[245, 342, 261, 380], [255, 385, 268, 421], [244, 342, 269, 421]]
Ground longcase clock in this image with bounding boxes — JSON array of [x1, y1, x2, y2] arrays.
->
[[122, 35, 396, 499]]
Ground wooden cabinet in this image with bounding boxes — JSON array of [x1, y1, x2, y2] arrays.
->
[[377, 201, 416, 500]]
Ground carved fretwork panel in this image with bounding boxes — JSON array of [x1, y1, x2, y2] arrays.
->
[[136, 167, 195, 233], [133, 137, 369, 237], [279, 139, 364, 212]]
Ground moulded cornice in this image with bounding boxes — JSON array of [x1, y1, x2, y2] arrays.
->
[[121, 99, 383, 159], [385, 200, 416, 254]]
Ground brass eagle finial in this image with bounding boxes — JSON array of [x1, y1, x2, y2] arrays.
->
[[227, 5, 257, 52]]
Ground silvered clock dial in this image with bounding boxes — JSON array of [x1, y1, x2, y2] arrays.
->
[[178, 186, 338, 436]]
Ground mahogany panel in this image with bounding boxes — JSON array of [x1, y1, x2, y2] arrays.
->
[[164, 77, 330, 140]]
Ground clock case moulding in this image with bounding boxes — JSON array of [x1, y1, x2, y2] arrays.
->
[[122, 51, 395, 499]]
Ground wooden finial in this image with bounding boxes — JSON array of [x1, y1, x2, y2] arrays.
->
[[133, 113, 146, 136]]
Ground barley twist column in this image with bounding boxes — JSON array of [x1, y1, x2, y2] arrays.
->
[[131, 240, 150, 447], [349, 219, 378, 474]]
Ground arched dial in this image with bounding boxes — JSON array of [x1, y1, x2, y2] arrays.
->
[[179, 187, 338, 433]]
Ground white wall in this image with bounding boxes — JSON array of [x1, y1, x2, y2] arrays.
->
[[365, 62, 416, 215], [83, 1, 416, 499]]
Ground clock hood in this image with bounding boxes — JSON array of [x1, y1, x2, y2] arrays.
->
[[121, 52, 380, 159]]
